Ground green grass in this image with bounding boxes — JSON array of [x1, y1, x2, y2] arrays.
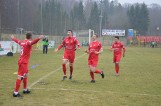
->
[[0, 47, 161, 106]]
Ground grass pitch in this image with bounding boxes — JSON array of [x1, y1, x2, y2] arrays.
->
[[0, 47, 161, 106]]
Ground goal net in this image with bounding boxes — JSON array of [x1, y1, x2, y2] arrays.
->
[[75, 29, 94, 46]]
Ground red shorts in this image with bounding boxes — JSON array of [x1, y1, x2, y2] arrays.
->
[[18, 63, 28, 77], [113, 55, 121, 63], [88, 59, 98, 67], [63, 52, 75, 63]]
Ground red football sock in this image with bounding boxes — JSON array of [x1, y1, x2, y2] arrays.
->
[[62, 64, 66, 76], [23, 77, 28, 89], [14, 79, 22, 92], [115, 64, 119, 74], [94, 69, 101, 74], [90, 71, 94, 80], [70, 66, 73, 76]]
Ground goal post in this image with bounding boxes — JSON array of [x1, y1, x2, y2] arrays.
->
[[73, 29, 94, 46]]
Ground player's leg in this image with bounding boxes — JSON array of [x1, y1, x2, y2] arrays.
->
[[43, 45, 45, 54], [44, 45, 47, 53], [115, 55, 122, 76], [23, 73, 30, 94], [69, 53, 75, 79], [23, 74, 28, 90], [113, 56, 118, 76], [89, 65, 96, 83], [92, 60, 104, 78], [115, 63, 120, 76], [45, 45, 47, 54], [69, 63, 73, 79], [46, 45, 48, 54], [115, 56, 121, 76], [13, 64, 23, 97], [22, 63, 30, 94], [13, 76, 23, 97], [94, 69, 104, 78], [62, 56, 68, 80], [62, 59, 68, 75], [22, 64, 28, 91], [88, 60, 95, 82]]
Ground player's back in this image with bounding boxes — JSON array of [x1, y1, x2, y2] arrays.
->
[[18, 40, 32, 64]]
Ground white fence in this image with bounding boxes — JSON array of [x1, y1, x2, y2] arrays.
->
[[0, 40, 55, 56]]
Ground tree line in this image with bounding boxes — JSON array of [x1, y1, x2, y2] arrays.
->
[[0, 0, 161, 36]]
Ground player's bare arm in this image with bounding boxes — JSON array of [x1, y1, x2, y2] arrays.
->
[[85, 49, 89, 54], [123, 53, 125, 57], [55, 41, 64, 52], [123, 47, 126, 57], [29, 35, 44, 46], [110, 48, 114, 51], [11, 35, 18, 40], [55, 48, 59, 52], [11, 35, 20, 44], [54, 44, 63, 52], [123, 49, 125, 57], [11, 35, 15, 39], [95, 48, 103, 54], [39, 35, 44, 39], [75, 45, 81, 51], [77, 45, 81, 50]]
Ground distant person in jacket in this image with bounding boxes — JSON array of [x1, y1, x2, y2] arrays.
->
[[42, 36, 49, 54]]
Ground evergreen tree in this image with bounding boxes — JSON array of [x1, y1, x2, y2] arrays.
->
[[88, 2, 99, 33], [127, 3, 149, 35], [78, 1, 86, 30], [102, 0, 109, 29], [139, 3, 149, 34]]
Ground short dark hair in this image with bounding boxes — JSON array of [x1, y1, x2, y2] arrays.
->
[[67, 30, 73, 33], [115, 36, 119, 40], [94, 34, 98, 38], [26, 33, 32, 39]]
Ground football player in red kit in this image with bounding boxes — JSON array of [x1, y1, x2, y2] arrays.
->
[[85, 34, 104, 83], [11, 33, 44, 97], [55, 30, 80, 80], [110, 36, 126, 76]]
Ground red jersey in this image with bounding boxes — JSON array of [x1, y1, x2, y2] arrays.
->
[[111, 41, 125, 56], [58, 36, 80, 53], [12, 38, 40, 64], [88, 40, 102, 61]]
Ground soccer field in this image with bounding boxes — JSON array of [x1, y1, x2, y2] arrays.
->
[[0, 47, 161, 106]]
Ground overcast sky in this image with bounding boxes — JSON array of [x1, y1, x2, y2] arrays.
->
[[116, 0, 161, 5]]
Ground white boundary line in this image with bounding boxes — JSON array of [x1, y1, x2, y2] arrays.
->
[[29, 53, 86, 89], [31, 88, 161, 97]]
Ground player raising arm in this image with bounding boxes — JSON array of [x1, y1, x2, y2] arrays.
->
[[55, 30, 80, 80], [85, 34, 104, 83], [110, 36, 126, 76], [11, 33, 44, 97]]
